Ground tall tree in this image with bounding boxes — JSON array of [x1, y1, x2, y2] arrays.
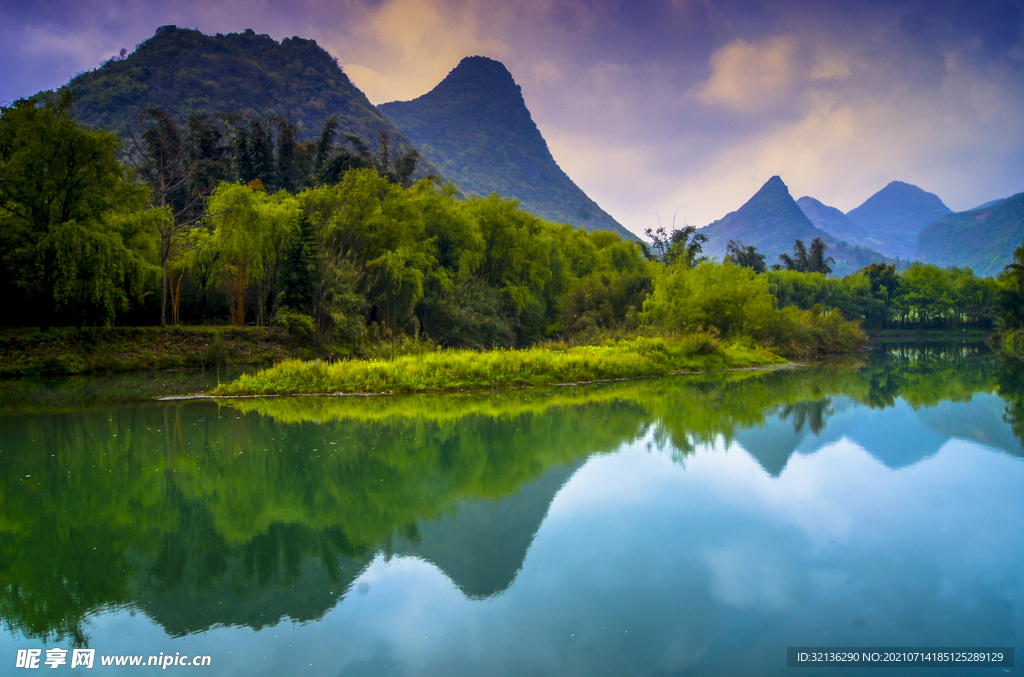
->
[[126, 108, 217, 325], [0, 93, 156, 327]]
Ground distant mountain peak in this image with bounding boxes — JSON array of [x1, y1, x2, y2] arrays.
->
[[379, 56, 634, 239], [698, 176, 888, 275], [846, 181, 951, 260]]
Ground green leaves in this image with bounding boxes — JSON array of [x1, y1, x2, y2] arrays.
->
[[0, 94, 155, 326]]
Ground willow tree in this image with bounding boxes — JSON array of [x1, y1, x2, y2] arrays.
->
[[0, 93, 158, 327], [206, 182, 301, 325]]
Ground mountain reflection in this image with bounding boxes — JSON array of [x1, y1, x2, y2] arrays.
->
[[0, 341, 1021, 645]]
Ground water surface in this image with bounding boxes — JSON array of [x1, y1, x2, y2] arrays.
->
[[1, 344, 1021, 675]]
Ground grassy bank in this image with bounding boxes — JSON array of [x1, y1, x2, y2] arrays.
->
[[211, 334, 788, 396], [0, 326, 317, 377]]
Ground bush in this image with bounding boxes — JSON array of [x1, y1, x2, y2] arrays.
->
[[201, 334, 230, 368], [274, 308, 316, 342]]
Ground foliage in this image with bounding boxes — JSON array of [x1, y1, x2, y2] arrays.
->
[[205, 182, 301, 326], [777, 237, 834, 274], [0, 94, 159, 327], [645, 225, 707, 268], [998, 239, 1024, 332], [66, 26, 419, 158], [915, 192, 1024, 278], [211, 335, 784, 395], [643, 261, 777, 338], [725, 239, 766, 273]]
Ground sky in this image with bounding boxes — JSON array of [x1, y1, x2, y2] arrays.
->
[[2, 0, 1023, 237]]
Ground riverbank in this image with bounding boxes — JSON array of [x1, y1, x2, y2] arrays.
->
[[209, 335, 788, 396], [0, 326, 315, 377]]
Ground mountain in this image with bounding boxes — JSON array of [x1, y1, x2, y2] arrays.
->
[[378, 56, 635, 240], [916, 192, 1024, 277], [796, 196, 873, 250], [699, 176, 888, 276], [61, 26, 416, 151], [845, 181, 952, 260]]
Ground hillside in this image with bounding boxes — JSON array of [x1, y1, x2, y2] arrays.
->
[[378, 56, 635, 240], [845, 181, 952, 260], [916, 192, 1024, 277], [62, 26, 416, 151], [797, 196, 873, 250], [699, 176, 887, 276]]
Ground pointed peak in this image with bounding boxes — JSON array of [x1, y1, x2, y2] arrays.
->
[[745, 175, 793, 204]]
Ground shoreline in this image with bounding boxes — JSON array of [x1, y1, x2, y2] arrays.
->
[[157, 362, 803, 401]]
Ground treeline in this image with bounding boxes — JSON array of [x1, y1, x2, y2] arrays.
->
[[721, 236, 1021, 332], [0, 95, 654, 351], [9, 94, 1015, 357]]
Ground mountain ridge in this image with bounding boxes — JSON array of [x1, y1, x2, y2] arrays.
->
[[699, 176, 887, 276], [378, 56, 635, 240], [916, 192, 1024, 276], [845, 181, 952, 260], [60, 26, 419, 154]]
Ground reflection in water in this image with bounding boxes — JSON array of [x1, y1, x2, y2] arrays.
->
[[0, 343, 1022, 676]]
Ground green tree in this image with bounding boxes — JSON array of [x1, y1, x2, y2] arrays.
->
[[999, 240, 1024, 330], [0, 94, 157, 327], [725, 240, 767, 273], [206, 182, 301, 325], [645, 225, 708, 268]]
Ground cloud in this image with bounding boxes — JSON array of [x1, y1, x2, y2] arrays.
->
[[694, 35, 802, 114], [325, 0, 511, 103]]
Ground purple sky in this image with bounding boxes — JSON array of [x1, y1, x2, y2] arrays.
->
[[2, 0, 1023, 237]]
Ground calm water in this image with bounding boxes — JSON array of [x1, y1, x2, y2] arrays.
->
[[1, 345, 1022, 676]]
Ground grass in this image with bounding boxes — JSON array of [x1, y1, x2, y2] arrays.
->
[[0, 326, 316, 376], [211, 334, 788, 396]]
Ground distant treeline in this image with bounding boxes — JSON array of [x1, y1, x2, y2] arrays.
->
[[2, 96, 1020, 355]]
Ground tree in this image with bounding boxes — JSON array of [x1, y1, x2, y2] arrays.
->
[[644, 225, 707, 268], [999, 240, 1024, 330], [0, 93, 157, 327], [126, 108, 206, 325], [808, 237, 835, 275], [206, 182, 301, 325], [778, 239, 809, 272], [778, 238, 834, 274], [725, 240, 767, 273]]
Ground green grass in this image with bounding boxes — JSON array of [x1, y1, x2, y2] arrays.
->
[[0, 326, 319, 376], [211, 334, 787, 396]]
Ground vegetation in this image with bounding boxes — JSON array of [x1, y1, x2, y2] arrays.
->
[[0, 326, 308, 376], [995, 239, 1024, 359], [699, 176, 889, 276], [0, 93, 158, 329], [210, 335, 784, 395], [65, 26, 416, 152], [916, 192, 1024, 277]]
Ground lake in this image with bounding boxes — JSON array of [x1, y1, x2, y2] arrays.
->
[[1, 344, 1021, 676]]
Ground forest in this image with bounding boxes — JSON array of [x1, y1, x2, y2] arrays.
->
[[1, 94, 1022, 363]]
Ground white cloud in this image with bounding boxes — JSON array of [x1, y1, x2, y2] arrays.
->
[[695, 35, 801, 114]]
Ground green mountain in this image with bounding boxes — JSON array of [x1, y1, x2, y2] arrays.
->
[[916, 192, 1024, 277], [796, 196, 873, 250], [61, 25, 415, 150], [699, 176, 888, 276], [378, 56, 635, 240], [845, 181, 952, 260]]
